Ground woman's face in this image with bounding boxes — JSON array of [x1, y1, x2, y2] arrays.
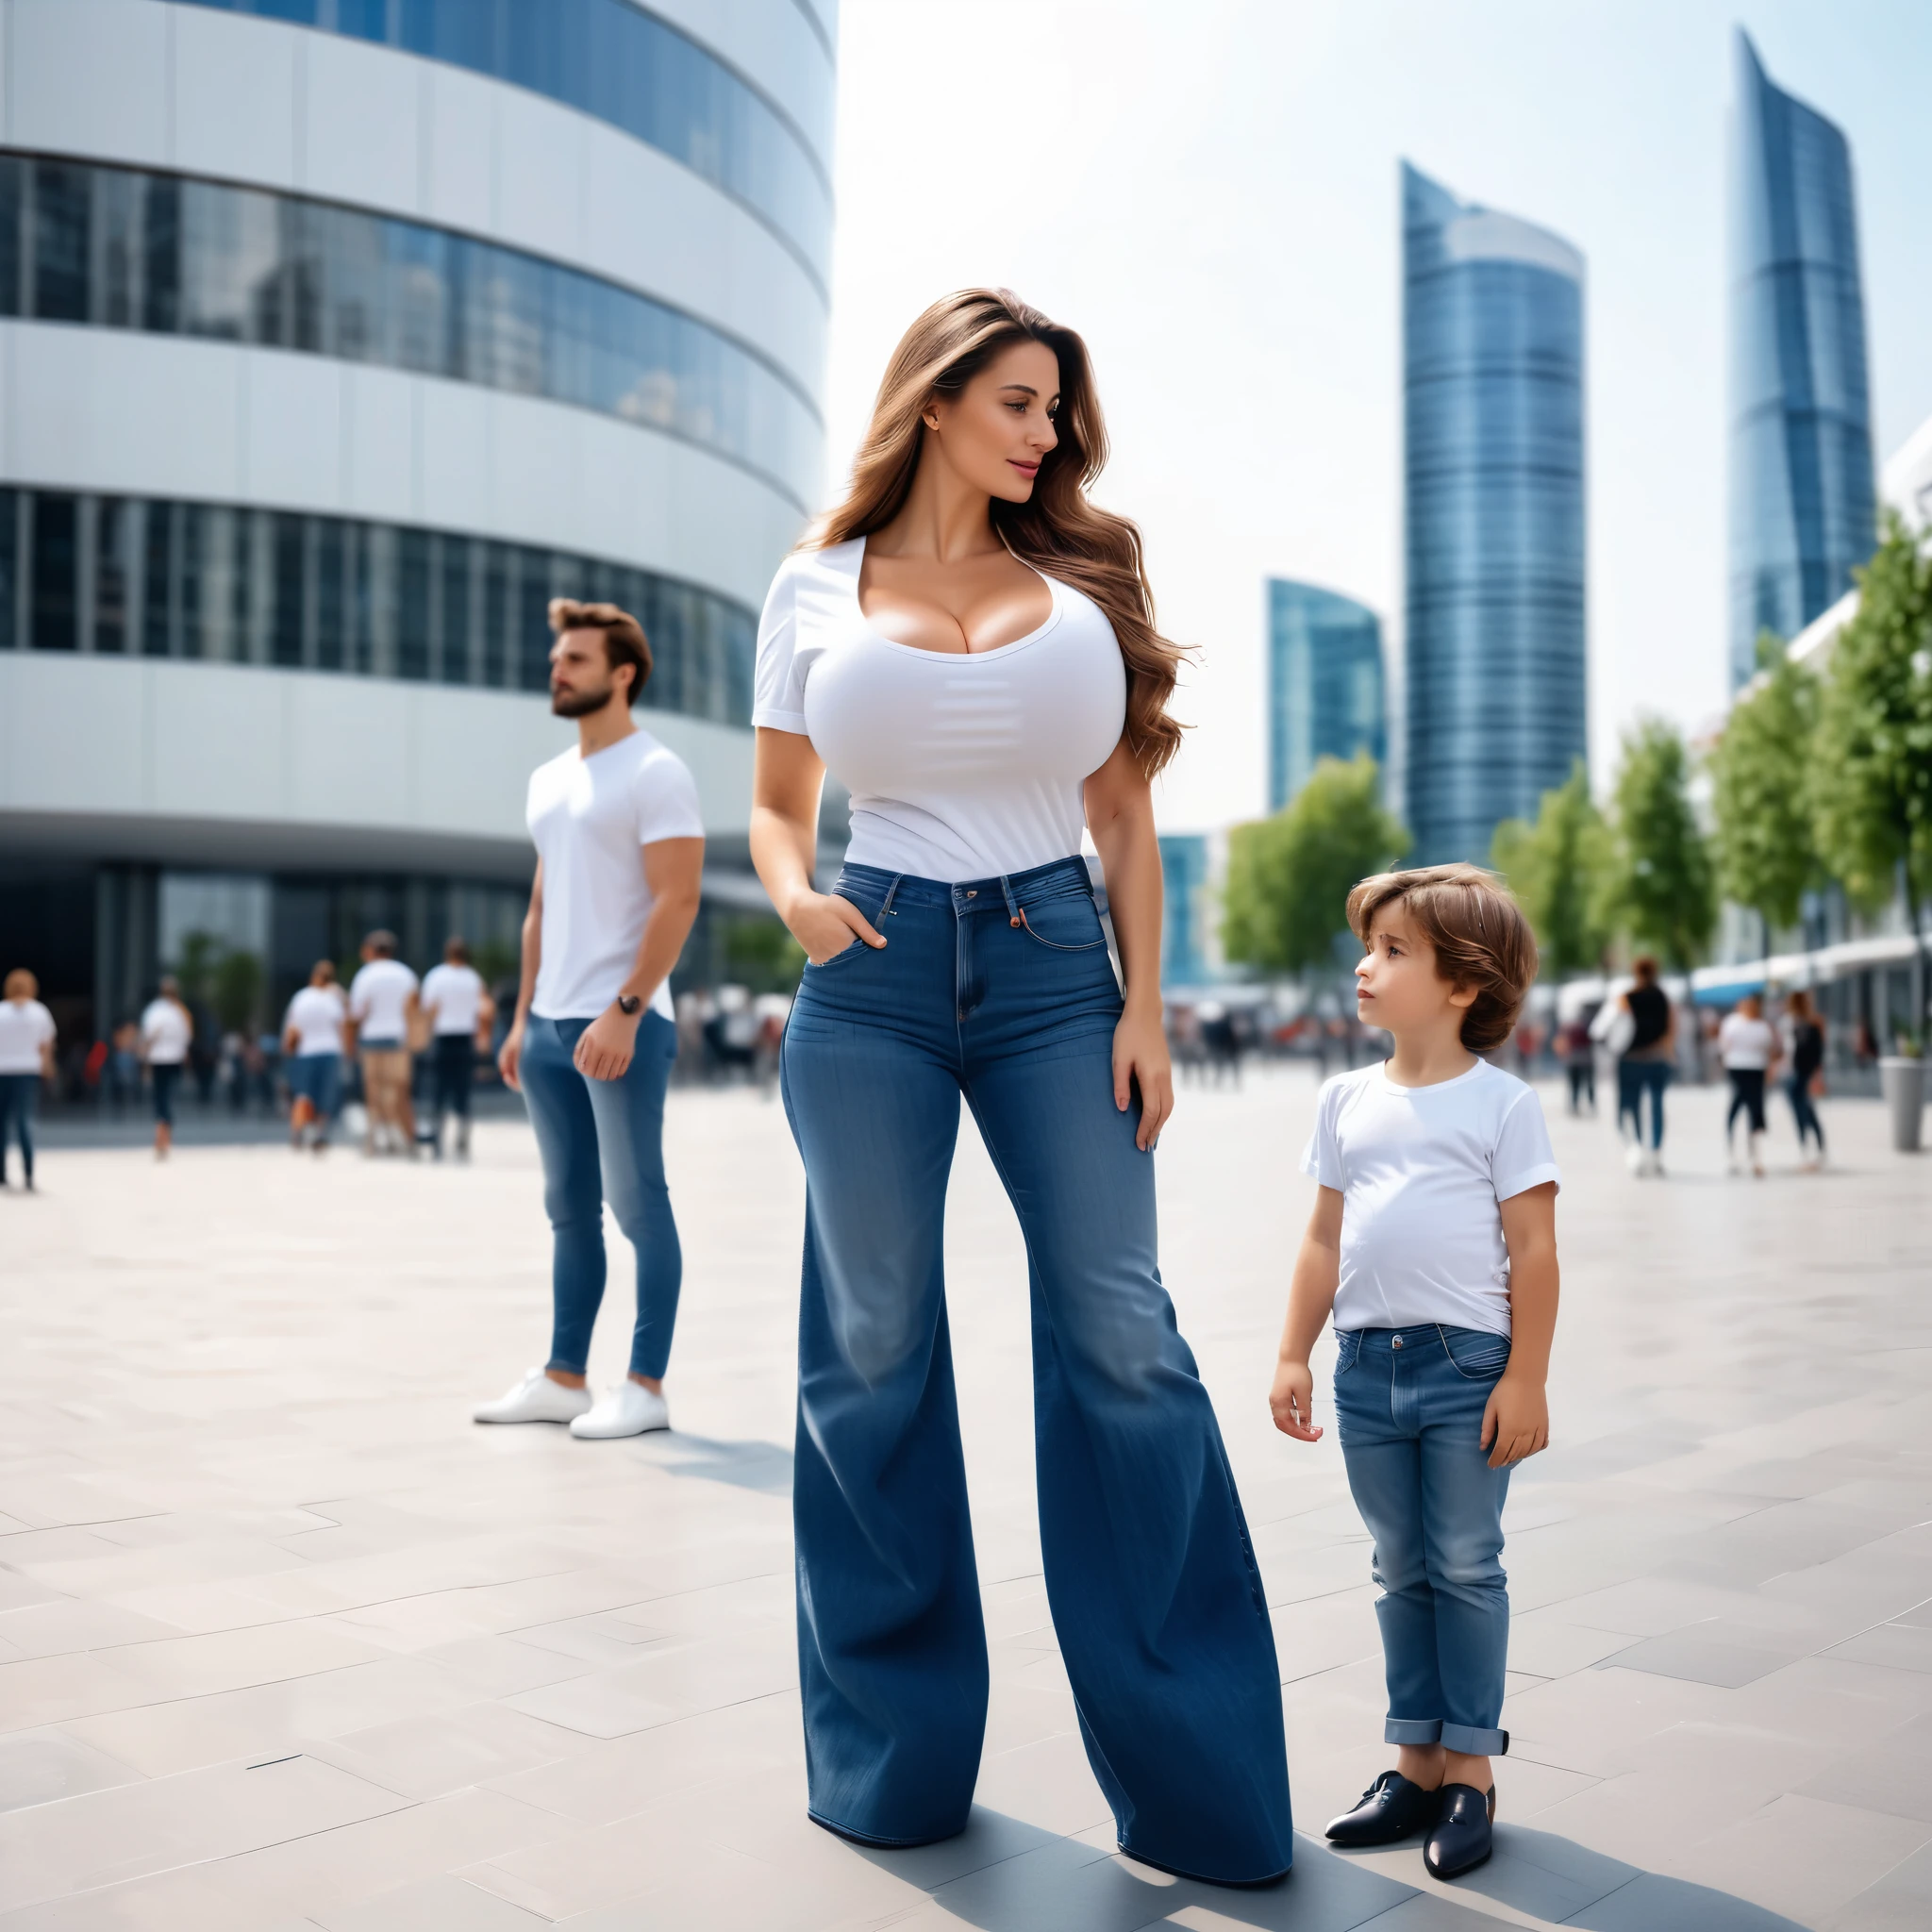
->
[[926, 340, 1061, 504]]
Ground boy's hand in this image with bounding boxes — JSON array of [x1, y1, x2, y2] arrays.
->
[[1270, 1359, 1323, 1442], [1480, 1371, 1549, 1469]]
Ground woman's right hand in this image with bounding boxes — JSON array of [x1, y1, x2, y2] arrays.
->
[[786, 891, 887, 967]]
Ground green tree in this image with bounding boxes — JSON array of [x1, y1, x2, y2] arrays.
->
[[1812, 513, 1932, 1028], [1604, 717, 1716, 974], [211, 949, 263, 1035], [1489, 759, 1613, 977], [1708, 639, 1822, 958], [1222, 755, 1408, 974]]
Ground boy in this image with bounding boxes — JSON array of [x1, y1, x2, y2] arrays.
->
[[1271, 864, 1559, 1882]]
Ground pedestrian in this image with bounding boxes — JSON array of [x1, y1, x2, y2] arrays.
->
[[1613, 957, 1674, 1176], [1783, 988, 1827, 1171], [478, 598, 704, 1441], [1557, 1009, 1595, 1114], [282, 960, 348, 1153], [748, 291, 1291, 1884], [1272, 864, 1558, 1884], [139, 974, 194, 1159], [1720, 992, 1780, 1177], [346, 932, 419, 1157], [107, 1021, 141, 1115], [0, 969, 57, 1191], [421, 938, 491, 1160]]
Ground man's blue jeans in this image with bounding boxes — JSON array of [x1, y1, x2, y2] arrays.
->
[[519, 1012, 681, 1381], [1333, 1325, 1513, 1757], [779, 858, 1291, 1885]]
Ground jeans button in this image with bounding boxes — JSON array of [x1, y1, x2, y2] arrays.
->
[[1391, 1336, 1404, 1350]]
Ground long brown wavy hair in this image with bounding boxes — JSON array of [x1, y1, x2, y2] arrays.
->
[[809, 288, 1186, 777]]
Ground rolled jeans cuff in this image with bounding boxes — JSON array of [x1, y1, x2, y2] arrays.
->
[[1383, 1719, 1509, 1757]]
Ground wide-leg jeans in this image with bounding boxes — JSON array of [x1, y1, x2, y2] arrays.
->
[[779, 858, 1292, 1885], [519, 1011, 682, 1381], [1332, 1324, 1513, 1757]]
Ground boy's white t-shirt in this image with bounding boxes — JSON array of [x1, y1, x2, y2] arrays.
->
[[1301, 1058, 1560, 1339], [348, 958, 419, 1045], [1719, 1013, 1778, 1070], [284, 985, 347, 1058], [525, 728, 704, 1022], [422, 963, 485, 1036]]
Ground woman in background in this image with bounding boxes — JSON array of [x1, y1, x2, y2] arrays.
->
[[0, 969, 57, 1191], [1616, 958, 1674, 1176], [1783, 988, 1827, 1171]]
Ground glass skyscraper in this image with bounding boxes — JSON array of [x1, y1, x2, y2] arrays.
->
[[1402, 162, 1587, 868], [1266, 579, 1386, 813], [1728, 28, 1874, 689]]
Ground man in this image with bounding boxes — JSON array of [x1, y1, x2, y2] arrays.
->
[[475, 599, 703, 1441], [139, 974, 193, 1159], [346, 931, 419, 1157], [421, 936, 491, 1161], [282, 959, 349, 1153]]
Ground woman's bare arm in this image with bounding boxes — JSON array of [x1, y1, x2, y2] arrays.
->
[[751, 728, 885, 965]]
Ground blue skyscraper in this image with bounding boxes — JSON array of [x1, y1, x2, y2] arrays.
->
[[1266, 580, 1386, 814], [1728, 29, 1874, 689], [1157, 835, 1210, 988], [1402, 162, 1587, 868]]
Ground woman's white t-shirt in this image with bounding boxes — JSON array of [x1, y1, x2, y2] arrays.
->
[[1301, 1058, 1560, 1339], [753, 537, 1126, 882], [1719, 1013, 1778, 1071], [0, 999, 56, 1074], [284, 985, 348, 1058], [141, 998, 192, 1065]]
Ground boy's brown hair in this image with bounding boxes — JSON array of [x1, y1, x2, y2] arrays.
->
[[1345, 863, 1539, 1054], [549, 599, 652, 705]]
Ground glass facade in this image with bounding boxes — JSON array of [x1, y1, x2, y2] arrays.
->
[[1266, 579, 1386, 814], [1728, 29, 1874, 688], [1158, 834, 1210, 989], [0, 152, 820, 510], [1403, 162, 1587, 868], [172, 0, 834, 287], [0, 486, 757, 725]]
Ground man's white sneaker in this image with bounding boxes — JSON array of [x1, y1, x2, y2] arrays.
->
[[1624, 1143, 1645, 1175], [571, 1382, 670, 1439], [473, 1369, 591, 1425]]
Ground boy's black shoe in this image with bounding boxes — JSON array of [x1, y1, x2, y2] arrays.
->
[[1423, 1783, 1495, 1879], [1324, 1771, 1441, 1845]]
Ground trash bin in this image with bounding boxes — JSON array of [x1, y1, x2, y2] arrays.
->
[[1879, 1056, 1925, 1153]]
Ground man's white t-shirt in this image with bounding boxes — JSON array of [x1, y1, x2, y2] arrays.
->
[[0, 999, 56, 1074], [348, 959, 419, 1046], [526, 728, 704, 1022], [753, 538, 1126, 882], [1301, 1058, 1560, 1339], [422, 963, 486, 1037], [1719, 1013, 1778, 1071], [141, 998, 192, 1065], [284, 985, 347, 1058]]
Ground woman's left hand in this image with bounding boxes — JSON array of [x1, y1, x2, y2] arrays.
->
[[1112, 1007, 1174, 1152]]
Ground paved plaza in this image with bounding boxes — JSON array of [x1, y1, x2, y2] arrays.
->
[[2, 1067, 1929, 1930]]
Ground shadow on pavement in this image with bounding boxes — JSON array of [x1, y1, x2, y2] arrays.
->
[[638, 1431, 794, 1493]]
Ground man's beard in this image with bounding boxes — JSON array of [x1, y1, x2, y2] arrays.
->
[[551, 680, 616, 719]]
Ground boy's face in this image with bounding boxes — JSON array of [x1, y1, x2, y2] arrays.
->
[[1354, 901, 1476, 1038]]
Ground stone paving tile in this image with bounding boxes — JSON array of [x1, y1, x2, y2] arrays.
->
[[5, 1074, 1931, 1927]]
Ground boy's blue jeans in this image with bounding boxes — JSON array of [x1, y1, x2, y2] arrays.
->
[[1333, 1324, 1513, 1757], [779, 858, 1292, 1885], [519, 1011, 681, 1381]]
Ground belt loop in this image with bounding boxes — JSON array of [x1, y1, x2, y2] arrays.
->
[[880, 873, 904, 919], [998, 874, 1022, 927]]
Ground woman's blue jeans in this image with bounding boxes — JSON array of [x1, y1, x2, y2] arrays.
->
[[519, 1012, 681, 1381], [1333, 1325, 1513, 1757], [779, 858, 1292, 1885], [1617, 1056, 1672, 1148], [0, 1073, 39, 1183]]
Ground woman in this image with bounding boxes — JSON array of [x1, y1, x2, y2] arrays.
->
[[749, 291, 1291, 1885], [0, 969, 57, 1190], [1783, 988, 1827, 1170], [282, 959, 349, 1153], [1615, 958, 1674, 1176], [1718, 992, 1779, 1177]]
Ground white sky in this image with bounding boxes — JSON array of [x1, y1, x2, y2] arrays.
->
[[822, 0, 1932, 833]]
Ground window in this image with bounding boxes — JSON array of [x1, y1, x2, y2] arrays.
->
[[30, 493, 79, 651], [0, 153, 820, 510]]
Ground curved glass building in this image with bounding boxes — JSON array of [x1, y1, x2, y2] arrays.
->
[[1728, 27, 1874, 691], [0, 0, 834, 1048], [1266, 578, 1385, 814], [1402, 161, 1586, 868]]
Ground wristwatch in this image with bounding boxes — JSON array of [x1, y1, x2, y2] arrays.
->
[[615, 994, 641, 1017]]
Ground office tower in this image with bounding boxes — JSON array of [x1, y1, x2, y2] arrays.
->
[[0, 0, 835, 1034], [1266, 579, 1386, 814], [1402, 161, 1587, 867], [1728, 26, 1874, 689], [1157, 834, 1209, 988]]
